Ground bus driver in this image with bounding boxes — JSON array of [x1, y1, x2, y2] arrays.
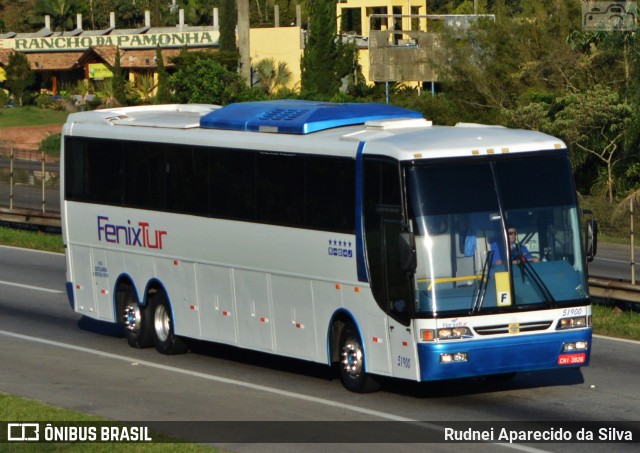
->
[[493, 226, 539, 265]]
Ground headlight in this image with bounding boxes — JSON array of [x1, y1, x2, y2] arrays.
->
[[440, 352, 469, 363], [437, 327, 473, 339], [562, 341, 589, 352], [557, 316, 587, 330], [420, 327, 473, 341]]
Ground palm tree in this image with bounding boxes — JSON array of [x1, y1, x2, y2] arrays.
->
[[183, 0, 211, 25], [37, 0, 74, 31], [252, 58, 293, 95], [94, 78, 117, 107], [135, 73, 158, 102]]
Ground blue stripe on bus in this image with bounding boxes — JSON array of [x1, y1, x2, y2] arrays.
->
[[417, 329, 592, 381], [355, 141, 369, 283], [66, 281, 75, 310]]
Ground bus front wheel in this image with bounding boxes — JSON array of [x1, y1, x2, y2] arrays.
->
[[151, 293, 188, 355], [338, 323, 380, 393]]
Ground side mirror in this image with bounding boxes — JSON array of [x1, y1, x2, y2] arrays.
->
[[585, 218, 598, 262], [399, 231, 417, 273]]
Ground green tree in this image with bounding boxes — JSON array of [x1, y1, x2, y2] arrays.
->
[[5, 51, 36, 107], [218, 0, 237, 53], [83, 0, 111, 29], [147, 0, 167, 26], [155, 46, 172, 103], [83, 0, 144, 29], [504, 101, 552, 133], [552, 86, 632, 203], [178, 0, 217, 26], [251, 0, 299, 28], [170, 57, 248, 105], [171, 47, 235, 71], [622, 34, 640, 194], [111, 48, 127, 106], [0, 1, 34, 32], [433, 0, 582, 123], [114, 0, 144, 28], [300, 0, 350, 99], [507, 86, 633, 202], [215, 0, 240, 71]]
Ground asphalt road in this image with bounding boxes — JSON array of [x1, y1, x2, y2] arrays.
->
[[588, 241, 639, 282], [0, 183, 60, 212], [0, 246, 638, 452]]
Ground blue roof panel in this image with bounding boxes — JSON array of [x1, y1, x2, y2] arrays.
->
[[199, 100, 423, 134]]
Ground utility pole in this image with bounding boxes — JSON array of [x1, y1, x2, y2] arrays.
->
[[237, 0, 251, 85]]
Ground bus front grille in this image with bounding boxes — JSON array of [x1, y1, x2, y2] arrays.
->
[[473, 321, 553, 335]]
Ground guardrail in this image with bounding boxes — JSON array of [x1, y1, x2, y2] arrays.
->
[[588, 277, 640, 304], [0, 207, 61, 229]]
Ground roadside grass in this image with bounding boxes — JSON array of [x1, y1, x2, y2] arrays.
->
[[0, 393, 220, 452], [0, 108, 69, 128], [0, 227, 64, 253], [592, 303, 640, 341]]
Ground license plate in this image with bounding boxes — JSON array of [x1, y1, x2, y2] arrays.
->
[[558, 353, 586, 365]]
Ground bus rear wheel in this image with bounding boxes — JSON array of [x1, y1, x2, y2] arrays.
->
[[122, 291, 153, 349], [338, 323, 380, 393], [151, 293, 187, 355]]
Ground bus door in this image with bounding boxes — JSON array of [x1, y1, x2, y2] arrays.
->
[[364, 158, 418, 380], [383, 219, 419, 380]]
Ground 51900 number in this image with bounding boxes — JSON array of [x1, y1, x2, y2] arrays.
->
[[561, 307, 584, 317], [397, 356, 411, 369]]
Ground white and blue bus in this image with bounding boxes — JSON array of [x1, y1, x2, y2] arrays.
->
[[61, 100, 596, 392]]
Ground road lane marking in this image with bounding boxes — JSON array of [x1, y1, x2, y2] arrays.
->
[[593, 333, 640, 345], [0, 328, 549, 452], [594, 257, 637, 264], [0, 244, 64, 256], [0, 279, 64, 294]]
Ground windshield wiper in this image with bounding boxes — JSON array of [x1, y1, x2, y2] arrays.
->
[[471, 250, 494, 315], [517, 257, 556, 307]]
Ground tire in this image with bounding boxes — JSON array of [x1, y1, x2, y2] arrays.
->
[[121, 288, 153, 349], [151, 292, 188, 355], [338, 323, 380, 393]]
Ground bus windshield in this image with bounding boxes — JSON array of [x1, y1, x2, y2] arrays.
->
[[407, 152, 588, 317]]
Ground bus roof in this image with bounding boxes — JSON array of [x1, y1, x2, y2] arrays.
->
[[64, 101, 566, 160]]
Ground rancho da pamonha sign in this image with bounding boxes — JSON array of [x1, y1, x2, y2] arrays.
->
[[1, 30, 219, 52]]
